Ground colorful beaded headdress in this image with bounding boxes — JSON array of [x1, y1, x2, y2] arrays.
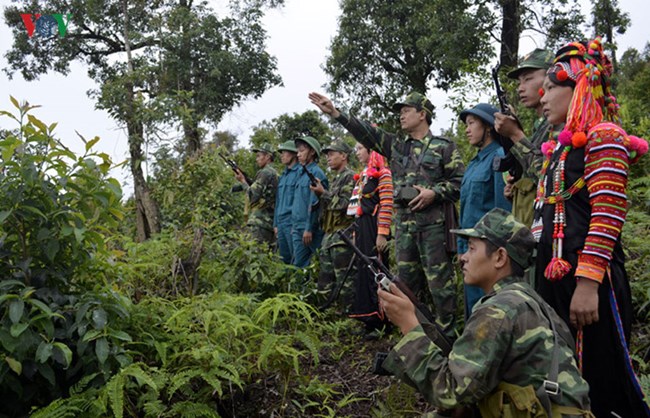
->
[[546, 37, 619, 149], [536, 37, 648, 281]]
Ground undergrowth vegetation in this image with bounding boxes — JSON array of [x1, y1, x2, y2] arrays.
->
[[1, 98, 649, 417]]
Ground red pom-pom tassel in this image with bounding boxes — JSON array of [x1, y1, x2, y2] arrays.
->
[[556, 70, 568, 81], [538, 88, 545, 97], [353, 173, 360, 181], [544, 257, 572, 281]]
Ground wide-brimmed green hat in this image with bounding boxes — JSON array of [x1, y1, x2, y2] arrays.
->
[[251, 142, 275, 154], [295, 136, 322, 158], [277, 140, 297, 153], [322, 138, 353, 155], [507, 48, 554, 79], [451, 208, 535, 269]]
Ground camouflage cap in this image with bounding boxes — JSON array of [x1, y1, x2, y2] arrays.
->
[[392, 92, 434, 116], [450, 208, 535, 269], [295, 135, 321, 158], [278, 140, 297, 153], [251, 142, 275, 154], [322, 138, 353, 155], [507, 48, 555, 79]]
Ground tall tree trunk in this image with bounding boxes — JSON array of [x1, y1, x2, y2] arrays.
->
[[124, 0, 160, 241], [179, 0, 202, 158], [499, 0, 521, 68], [183, 120, 201, 157]]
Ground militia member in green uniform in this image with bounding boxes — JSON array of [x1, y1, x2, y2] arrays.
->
[[235, 143, 278, 245], [309, 91, 464, 337], [494, 48, 555, 227], [310, 139, 356, 307], [378, 208, 593, 417]]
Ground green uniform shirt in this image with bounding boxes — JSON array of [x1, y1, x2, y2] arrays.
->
[[243, 164, 278, 231], [509, 118, 555, 227], [320, 166, 355, 236], [383, 276, 591, 410]]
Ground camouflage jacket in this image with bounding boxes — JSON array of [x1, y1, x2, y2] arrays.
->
[[335, 112, 464, 228], [320, 166, 355, 235], [244, 164, 278, 231], [383, 276, 591, 410], [510, 117, 553, 182]]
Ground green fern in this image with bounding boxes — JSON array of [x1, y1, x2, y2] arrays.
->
[[166, 400, 220, 417]]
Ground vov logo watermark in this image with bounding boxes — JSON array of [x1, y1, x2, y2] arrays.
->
[[21, 13, 71, 38]]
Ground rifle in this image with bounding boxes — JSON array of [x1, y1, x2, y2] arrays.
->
[[491, 64, 523, 181], [336, 230, 452, 356], [302, 164, 318, 187], [219, 152, 253, 185]]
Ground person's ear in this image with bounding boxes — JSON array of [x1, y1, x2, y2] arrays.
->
[[494, 247, 509, 269]]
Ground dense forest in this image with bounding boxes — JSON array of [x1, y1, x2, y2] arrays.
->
[[1, 0, 649, 416]]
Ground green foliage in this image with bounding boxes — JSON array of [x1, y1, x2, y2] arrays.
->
[[0, 100, 133, 415], [324, 0, 494, 118], [0, 99, 123, 289], [29, 290, 331, 417]]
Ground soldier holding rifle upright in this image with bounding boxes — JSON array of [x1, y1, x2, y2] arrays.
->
[[234, 143, 278, 245], [494, 48, 555, 228]]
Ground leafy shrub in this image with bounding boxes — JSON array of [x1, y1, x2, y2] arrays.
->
[[0, 99, 130, 415]]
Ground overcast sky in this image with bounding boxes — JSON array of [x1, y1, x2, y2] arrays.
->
[[1, 0, 648, 194]]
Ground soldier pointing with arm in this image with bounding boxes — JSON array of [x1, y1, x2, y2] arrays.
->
[[309, 91, 464, 338]]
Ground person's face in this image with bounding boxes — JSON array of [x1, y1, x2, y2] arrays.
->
[[464, 114, 489, 148], [399, 106, 425, 132], [540, 76, 573, 125], [355, 143, 369, 164], [280, 150, 297, 166], [517, 68, 546, 109], [255, 151, 271, 168], [459, 238, 497, 289], [296, 143, 315, 165], [326, 150, 347, 171]]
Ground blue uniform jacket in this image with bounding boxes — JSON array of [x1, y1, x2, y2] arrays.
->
[[291, 162, 328, 233], [274, 163, 301, 227], [457, 141, 512, 254]]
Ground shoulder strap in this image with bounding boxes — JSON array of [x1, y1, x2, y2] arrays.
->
[[518, 287, 562, 416]]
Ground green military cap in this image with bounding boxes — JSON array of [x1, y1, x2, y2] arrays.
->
[[322, 138, 353, 155], [392, 92, 434, 116], [295, 135, 322, 158], [251, 142, 275, 154], [278, 140, 297, 153], [507, 48, 554, 79], [451, 208, 536, 269]]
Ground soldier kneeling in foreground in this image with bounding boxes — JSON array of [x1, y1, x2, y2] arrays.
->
[[378, 208, 593, 417]]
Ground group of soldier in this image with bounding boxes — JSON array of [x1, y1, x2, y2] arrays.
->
[[230, 40, 649, 417]]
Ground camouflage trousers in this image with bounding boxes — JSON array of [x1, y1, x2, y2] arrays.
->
[[395, 220, 457, 338], [318, 232, 355, 310]]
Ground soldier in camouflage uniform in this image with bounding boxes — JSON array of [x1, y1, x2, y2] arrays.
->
[[235, 143, 278, 245], [494, 48, 556, 228], [310, 139, 356, 307], [378, 208, 593, 417], [309, 91, 464, 337]]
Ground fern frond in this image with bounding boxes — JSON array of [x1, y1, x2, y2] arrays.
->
[[167, 400, 220, 417]]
